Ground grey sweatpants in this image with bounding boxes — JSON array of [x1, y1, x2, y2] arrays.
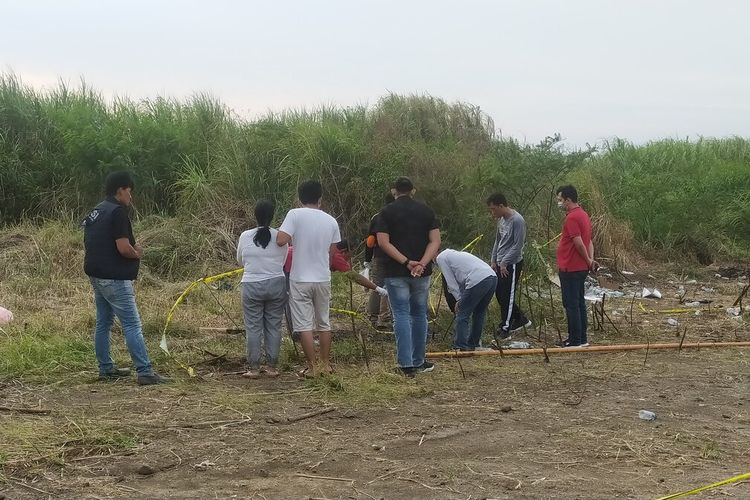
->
[[242, 276, 287, 369]]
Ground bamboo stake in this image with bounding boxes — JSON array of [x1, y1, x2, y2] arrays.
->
[[426, 341, 750, 358]]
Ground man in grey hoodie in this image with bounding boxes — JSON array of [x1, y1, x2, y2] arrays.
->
[[487, 193, 532, 340]]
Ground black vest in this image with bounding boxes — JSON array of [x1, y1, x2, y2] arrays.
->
[[83, 199, 140, 280]]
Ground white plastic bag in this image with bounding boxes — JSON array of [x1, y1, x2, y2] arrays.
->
[[0, 306, 14, 324]]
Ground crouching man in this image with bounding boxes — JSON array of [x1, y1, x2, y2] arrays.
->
[[435, 249, 497, 351]]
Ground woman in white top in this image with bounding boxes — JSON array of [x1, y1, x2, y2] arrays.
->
[[236, 200, 288, 378]]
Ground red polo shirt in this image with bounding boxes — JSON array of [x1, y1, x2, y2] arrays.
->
[[283, 246, 351, 274], [556, 206, 592, 272]]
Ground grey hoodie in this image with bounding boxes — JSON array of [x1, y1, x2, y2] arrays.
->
[[491, 210, 526, 266]]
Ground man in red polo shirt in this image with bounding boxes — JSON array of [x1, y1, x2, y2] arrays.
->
[[556, 185, 598, 347]]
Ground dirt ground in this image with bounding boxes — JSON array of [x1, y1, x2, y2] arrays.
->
[[2, 266, 750, 499]]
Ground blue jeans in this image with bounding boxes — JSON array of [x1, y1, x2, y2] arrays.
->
[[559, 271, 589, 345], [454, 275, 497, 350], [385, 276, 431, 369], [90, 278, 153, 375]]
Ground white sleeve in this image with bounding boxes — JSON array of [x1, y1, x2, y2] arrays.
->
[[236, 234, 243, 266], [331, 219, 341, 244], [437, 254, 462, 301], [279, 210, 295, 238]]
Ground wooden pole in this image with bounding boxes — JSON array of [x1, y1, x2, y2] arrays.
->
[[426, 341, 750, 358]]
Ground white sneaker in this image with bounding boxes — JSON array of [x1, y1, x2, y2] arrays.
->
[[510, 320, 532, 333], [579, 342, 590, 347]]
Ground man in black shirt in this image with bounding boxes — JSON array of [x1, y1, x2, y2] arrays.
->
[[376, 177, 441, 377], [83, 171, 168, 385]]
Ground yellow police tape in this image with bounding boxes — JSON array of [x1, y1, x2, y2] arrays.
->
[[160, 268, 244, 376], [657, 471, 750, 499]]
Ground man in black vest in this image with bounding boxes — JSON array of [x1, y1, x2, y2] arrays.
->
[[83, 171, 168, 385]]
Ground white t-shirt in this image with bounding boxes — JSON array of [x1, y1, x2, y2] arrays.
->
[[279, 208, 341, 282], [236, 227, 288, 283]]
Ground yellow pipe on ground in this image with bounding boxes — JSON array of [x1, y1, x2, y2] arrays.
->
[[426, 341, 750, 358]]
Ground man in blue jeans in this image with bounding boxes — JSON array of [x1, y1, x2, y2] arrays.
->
[[376, 177, 441, 377], [435, 249, 497, 351], [83, 171, 168, 385]]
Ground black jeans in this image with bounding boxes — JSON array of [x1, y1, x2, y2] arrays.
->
[[559, 270, 589, 345], [495, 260, 529, 332]]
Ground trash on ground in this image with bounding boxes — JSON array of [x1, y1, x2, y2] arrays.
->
[[684, 301, 702, 307], [508, 341, 531, 349], [726, 307, 742, 317], [0, 306, 13, 324], [642, 288, 662, 299], [638, 410, 656, 421], [666, 318, 679, 326], [621, 270, 635, 275]]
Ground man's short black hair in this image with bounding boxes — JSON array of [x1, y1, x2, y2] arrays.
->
[[393, 177, 414, 194], [557, 185, 578, 203], [298, 180, 323, 205], [486, 192, 508, 206], [104, 171, 135, 197]]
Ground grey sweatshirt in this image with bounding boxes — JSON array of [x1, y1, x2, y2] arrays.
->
[[491, 210, 526, 266], [436, 249, 496, 301]]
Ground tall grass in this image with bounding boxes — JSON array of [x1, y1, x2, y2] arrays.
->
[[578, 138, 750, 262], [2, 72, 749, 274]]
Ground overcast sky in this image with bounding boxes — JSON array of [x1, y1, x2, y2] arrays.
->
[[2, 0, 748, 146]]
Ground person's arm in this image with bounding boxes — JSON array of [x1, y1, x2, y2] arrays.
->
[[412, 228, 441, 277], [112, 209, 141, 259], [587, 239, 599, 271], [236, 235, 243, 266], [344, 271, 388, 296], [572, 236, 593, 268], [437, 255, 461, 302], [115, 238, 141, 259], [377, 232, 410, 266], [490, 221, 500, 271], [499, 217, 526, 277], [277, 231, 291, 246], [277, 211, 293, 246]]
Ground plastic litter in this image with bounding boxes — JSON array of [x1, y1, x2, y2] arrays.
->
[[666, 318, 679, 327], [0, 306, 13, 325], [642, 288, 662, 299], [684, 301, 702, 307], [621, 270, 635, 275], [726, 307, 742, 317], [508, 341, 531, 349], [638, 410, 656, 421]]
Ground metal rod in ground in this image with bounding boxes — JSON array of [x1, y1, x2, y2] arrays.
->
[[454, 350, 466, 379], [442, 316, 455, 341], [350, 281, 370, 371], [202, 281, 242, 330], [425, 341, 750, 358]]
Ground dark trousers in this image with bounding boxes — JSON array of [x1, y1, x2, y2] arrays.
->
[[495, 260, 529, 332], [559, 270, 589, 345]]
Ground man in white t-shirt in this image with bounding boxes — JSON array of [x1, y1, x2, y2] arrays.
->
[[277, 180, 341, 377]]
